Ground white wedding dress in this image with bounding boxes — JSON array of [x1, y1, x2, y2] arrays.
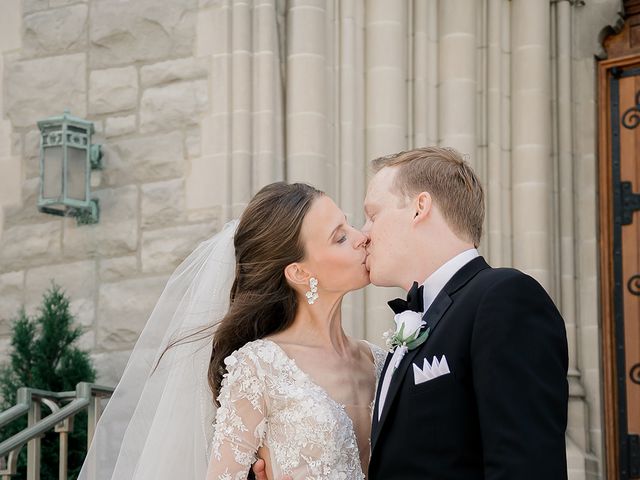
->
[[208, 338, 387, 480], [78, 222, 386, 480]]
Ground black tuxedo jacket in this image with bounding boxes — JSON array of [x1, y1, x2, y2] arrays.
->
[[368, 257, 568, 480]]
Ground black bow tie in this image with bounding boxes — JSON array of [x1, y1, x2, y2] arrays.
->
[[388, 281, 424, 314]]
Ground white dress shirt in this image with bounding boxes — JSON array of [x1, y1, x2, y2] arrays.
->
[[377, 248, 480, 419]]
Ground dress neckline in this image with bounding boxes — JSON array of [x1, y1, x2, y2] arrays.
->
[[258, 338, 374, 410], [256, 338, 369, 478]]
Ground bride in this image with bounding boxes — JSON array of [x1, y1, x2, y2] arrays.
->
[[79, 182, 385, 480]]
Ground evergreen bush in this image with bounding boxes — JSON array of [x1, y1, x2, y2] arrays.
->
[[0, 284, 96, 480]]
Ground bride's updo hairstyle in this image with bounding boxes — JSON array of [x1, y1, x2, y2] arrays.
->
[[209, 182, 323, 402]]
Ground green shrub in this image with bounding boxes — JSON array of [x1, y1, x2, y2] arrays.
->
[[0, 284, 96, 480]]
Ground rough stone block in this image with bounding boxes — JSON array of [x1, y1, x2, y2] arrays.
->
[[24, 260, 96, 309], [139, 80, 208, 134], [97, 276, 167, 351], [0, 0, 21, 51], [10, 131, 21, 157], [23, 5, 88, 56], [89, 67, 138, 115], [105, 131, 185, 186], [141, 223, 214, 274], [0, 122, 12, 158], [23, 128, 40, 160], [77, 329, 95, 351], [3, 178, 40, 226], [0, 222, 62, 273], [22, 154, 40, 183], [0, 271, 24, 335], [99, 256, 138, 283], [23, 0, 47, 14], [0, 337, 11, 364], [50, 0, 88, 7], [91, 350, 132, 387], [70, 298, 96, 328], [62, 185, 138, 258], [141, 178, 185, 229], [105, 115, 137, 138], [5, 54, 86, 128], [89, 0, 197, 69], [140, 57, 209, 88], [0, 156, 21, 207], [187, 206, 221, 224]]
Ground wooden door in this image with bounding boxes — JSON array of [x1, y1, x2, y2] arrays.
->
[[599, 8, 640, 476]]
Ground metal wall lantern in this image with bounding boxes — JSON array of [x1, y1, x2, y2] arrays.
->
[[37, 110, 102, 225]]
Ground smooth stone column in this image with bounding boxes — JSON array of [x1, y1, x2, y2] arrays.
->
[[511, 0, 553, 292], [364, 0, 407, 343]]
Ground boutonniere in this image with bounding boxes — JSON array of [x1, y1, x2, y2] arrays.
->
[[383, 310, 431, 370], [383, 310, 431, 352]]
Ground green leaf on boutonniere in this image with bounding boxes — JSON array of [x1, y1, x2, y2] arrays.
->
[[406, 327, 431, 350]]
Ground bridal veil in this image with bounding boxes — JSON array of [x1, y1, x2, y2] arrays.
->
[[78, 220, 238, 479]]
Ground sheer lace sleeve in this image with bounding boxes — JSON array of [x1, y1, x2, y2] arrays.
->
[[207, 346, 268, 480]]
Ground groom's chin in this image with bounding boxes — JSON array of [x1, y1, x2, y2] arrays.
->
[[367, 270, 392, 288]]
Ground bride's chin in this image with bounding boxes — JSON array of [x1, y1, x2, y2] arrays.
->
[[356, 273, 371, 289]]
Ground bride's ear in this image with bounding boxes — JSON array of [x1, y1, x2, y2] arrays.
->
[[284, 263, 311, 287], [413, 192, 432, 223]]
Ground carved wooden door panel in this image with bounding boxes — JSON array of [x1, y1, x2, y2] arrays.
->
[[600, 56, 640, 479]]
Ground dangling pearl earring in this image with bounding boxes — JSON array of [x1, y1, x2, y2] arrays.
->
[[306, 277, 319, 304]]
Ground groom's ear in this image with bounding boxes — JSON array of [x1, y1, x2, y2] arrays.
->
[[413, 192, 432, 223], [284, 263, 311, 287]]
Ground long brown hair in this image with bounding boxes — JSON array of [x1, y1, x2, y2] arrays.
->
[[208, 182, 323, 403]]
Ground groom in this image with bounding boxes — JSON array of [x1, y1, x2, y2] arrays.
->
[[363, 146, 568, 479], [256, 146, 568, 479]]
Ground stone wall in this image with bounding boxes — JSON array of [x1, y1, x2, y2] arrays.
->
[[0, 0, 219, 386], [0, 0, 24, 364]]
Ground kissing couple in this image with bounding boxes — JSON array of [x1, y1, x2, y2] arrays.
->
[[79, 146, 569, 480]]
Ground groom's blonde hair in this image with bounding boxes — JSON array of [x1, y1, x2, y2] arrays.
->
[[371, 146, 484, 247]]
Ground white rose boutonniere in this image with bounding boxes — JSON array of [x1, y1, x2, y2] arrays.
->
[[383, 310, 431, 351], [382, 310, 431, 370]]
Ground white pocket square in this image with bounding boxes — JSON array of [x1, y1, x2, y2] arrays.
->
[[413, 355, 451, 385]]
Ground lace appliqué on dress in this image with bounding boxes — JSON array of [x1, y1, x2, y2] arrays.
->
[[210, 339, 386, 480], [210, 347, 268, 479]]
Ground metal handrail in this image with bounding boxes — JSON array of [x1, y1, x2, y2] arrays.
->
[[0, 382, 113, 480], [0, 388, 77, 430], [0, 405, 29, 431]]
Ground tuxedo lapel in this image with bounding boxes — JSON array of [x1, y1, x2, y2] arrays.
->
[[371, 292, 453, 450], [370, 256, 491, 452]]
